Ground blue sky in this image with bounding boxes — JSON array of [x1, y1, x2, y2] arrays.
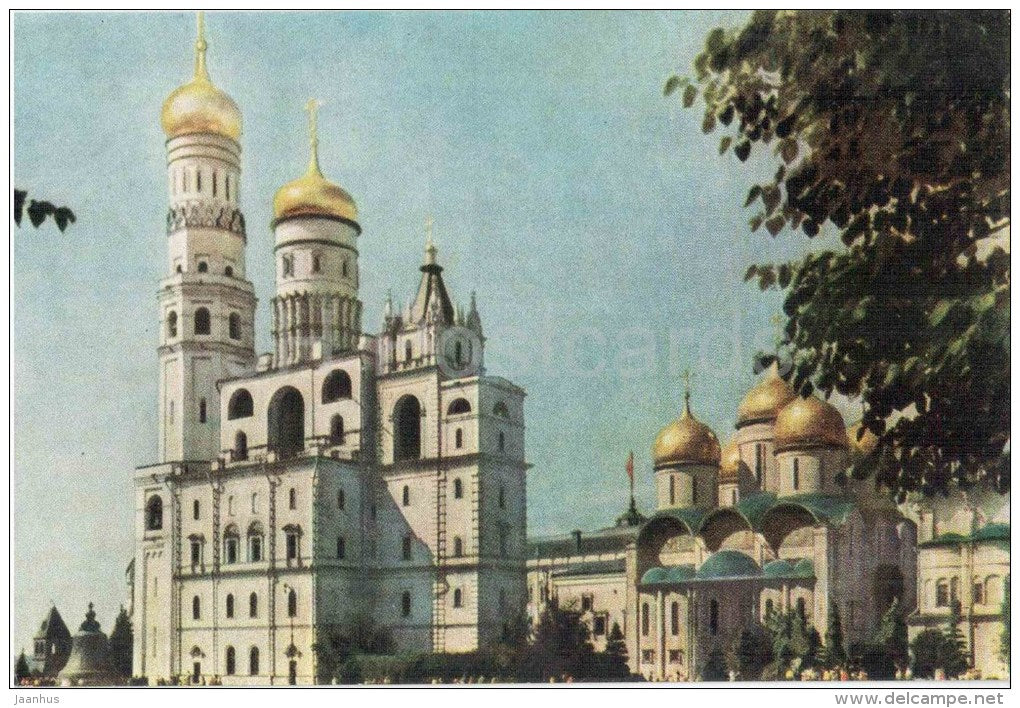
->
[[13, 10, 847, 655]]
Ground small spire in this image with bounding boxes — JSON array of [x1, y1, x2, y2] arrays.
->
[[681, 368, 693, 416], [424, 214, 437, 265], [305, 98, 322, 176], [193, 11, 210, 82], [384, 289, 394, 318]]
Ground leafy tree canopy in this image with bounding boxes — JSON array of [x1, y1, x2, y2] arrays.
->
[[668, 10, 1009, 499], [13, 189, 76, 232]]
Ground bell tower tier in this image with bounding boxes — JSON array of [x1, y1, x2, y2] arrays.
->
[[157, 13, 256, 462]]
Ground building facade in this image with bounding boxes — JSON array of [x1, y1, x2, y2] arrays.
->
[[132, 16, 527, 685]]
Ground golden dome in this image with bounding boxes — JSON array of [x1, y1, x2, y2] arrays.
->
[[774, 394, 849, 451], [719, 439, 742, 484], [847, 421, 880, 457], [653, 394, 722, 468], [272, 100, 358, 225], [737, 364, 797, 427], [160, 13, 241, 141]]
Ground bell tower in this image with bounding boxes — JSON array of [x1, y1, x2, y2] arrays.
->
[[157, 12, 256, 461]]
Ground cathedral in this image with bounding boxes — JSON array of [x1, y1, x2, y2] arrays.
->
[[131, 16, 527, 685], [528, 368, 1010, 680]]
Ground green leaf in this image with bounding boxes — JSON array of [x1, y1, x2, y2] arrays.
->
[[744, 184, 762, 207], [663, 75, 683, 96], [702, 112, 716, 133], [780, 138, 798, 163], [683, 84, 697, 108], [929, 299, 955, 327], [719, 136, 732, 155], [750, 213, 764, 232], [734, 140, 751, 161], [765, 215, 785, 236]]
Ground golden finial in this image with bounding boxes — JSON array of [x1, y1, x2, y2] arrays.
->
[[194, 11, 210, 81], [305, 98, 322, 175]]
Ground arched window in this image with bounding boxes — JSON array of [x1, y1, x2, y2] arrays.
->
[[192, 595, 201, 620], [249, 647, 259, 676], [498, 431, 505, 452], [199, 398, 207, 423], [402, 485, 410, 506], [229, 313, 241, 340], [196, 171, 202, 193], [671, 601, 680, 636], [146, 496, 163, 531], [669, 475, 675, 506], [793, 458, 800, 490], [248, 528, 263, 562], [755, 443, 764, 485], [973, 579, 986, 605], [234, 431, 248, 461], [312, 254, 321, 273], [225, 646, 235, 676], [285, 527, 300, 561], [268, 387, 305, 460], [212, 172, 217, 197], [404, 340, 413, 363], [225, 175, 230, 201], [330, 415, 344, 445], [641, 602, 649, 636], [322, 370, 353, 402], [394, 395, 422, 461], [249, 593, 258, 618], [194, 307, 211, 335], [289, 488, 297, 510], [796, 597, 807, 619], [336, 536, 345, 560], [226, 594, 235, 619], [493, 402, 509, 418], [455, 428, 463, 449], [454, 588, 463, 608], [167, 311, 178, 338], [228, 389, 253, 420], [342, 259, 349, 278], [401, 591, 412, 617], [936, 579, 950, 607], [950, 577, 960, 603], [287, 589, 297, 618], [224, 528, 239, 564], [337, 489, 345, 510], [765, 598, 774, 616], [224, 266, 233, 277], [709, 599, 719, 635], [197, 261, 208, 273], [454, 478, 463, 499], [402, 534, 412, 561], [453, 536, 463, 557], [447, 398, 471, 415]]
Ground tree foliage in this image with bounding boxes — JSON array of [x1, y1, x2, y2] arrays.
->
[[701, 643, 728, 681], [13, 189, 76, 232], [910, 629, 946, 679], [941, 600, 970, 678], [108, 606, 133, 679], [668, 10, 1010, 498], [873, 598, 909, 668], [1001, 575, 1010, 666], [14, 651, 31, 684], [822, 601, 848, 668], [736, 624, 772, 679]]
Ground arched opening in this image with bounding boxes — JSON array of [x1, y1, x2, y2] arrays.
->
[[289, 488, 296, 510], [322, 369, 353, 403], [268, 386, 305, 460], [193, 499, 200, 520], [287, 589, 297, 618], [199, 398, 207, 424], [336, 536, 345, 560], [192, 595, 201, 620], [225, 646, 235, 675], [401, 591, 412, 617], [330, 415, 344, 445], [671, 601, 680, 635], [223, 527, 239, 564], [447, 398, 471, 415], [454, 536, 463, 557], [167, 311, 178, 338], [759, 504, 818, 553], [225, 594, 234, 618], [404, 340, 413, 363], [402, 485, 410, 506], [249, 647, 259, 676], [249, 593, 258, 618], [234, 431, 248, 461], [393, 395, 422, 461], [454, 478, 463, 499], [700, 508, 754, 553], [247, 526, 263, 562], [455, 428, 463, 448], [454, 588, 463, 608], [229, 313, 241, 340], [228, 389, 253, 420], [146, 496, 163, 531], [194, 307, 211, 335]]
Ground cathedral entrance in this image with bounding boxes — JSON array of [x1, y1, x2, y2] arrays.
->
[[394, 394, 422, 461], [268, 386, 305, 460]]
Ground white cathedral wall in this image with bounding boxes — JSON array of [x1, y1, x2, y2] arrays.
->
[[733, 421, 778, 492]]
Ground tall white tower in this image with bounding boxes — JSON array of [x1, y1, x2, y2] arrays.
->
[[157, 13, 256, 461]]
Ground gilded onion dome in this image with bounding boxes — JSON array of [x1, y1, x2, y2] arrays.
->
[[774, 394, 849, 451], [160, 13, 242, 141], [847, 421, 880, 457], [719, 439, 742, 484], [737, 363, 797, 427], [272, 100, 358, 225], [653, 392, 722, 468]]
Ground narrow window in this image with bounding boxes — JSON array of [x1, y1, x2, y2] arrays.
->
[[249, 593, 258, 618], [454, 588, 463, 608], [286, 532, 298, 561], [199, 398, 207, 423], [249, 534, 262, 562], [498, 431, 505, 452], [167, 311, 178, 338], [194, 307, 211, 335], [950, 577, 960, 603], [342, 259, 349, 278], [226, 594, 234, 619], [196, 170, 202, 193], [249, 647, 259, 676], [229, 313, 241, 340], [692, 483, 698, 505], [251, 493, 257, 513], [454, 478, 463, 499], [227, 495, 235, 516], [402, 485, 410, 507], [755, 443, 764, 484], [402, 534, 412, 561], [234, 431, 248, 461], [312, 254, 321, 273], [499, 485, 506, 509], [197, 261, 208, 273], [709, 599, 719, 635], [669, 475, 675, 506], [192, 595, 201, 620], [454, 536, 463, 557], [401, 591, 411, 617], [765, 599, 774, 617], [282, 255, 294, 278], [337, 489, 345, 510], [671, 601, 680, 636], [405, 340, 413, 363], [193, 499, 200, 520], [225, 266, 233, 277], [641, 602, 649, 636], [287, 589, 297, 618], [225, 175, 230, 201], [336, 536, 345, 560], [146, 496, 164, 531], [973, 581, 985, 605], [330, 415, 344, 444], [224, 535, 238, 564], [289, 488, 296, 510], [796, 597, 807, 619], [212, 171, 217, 197], [190, 540, 201, 566], [183, 171, 190, 192], [455, 428, 463, 449], [793, 457, 800, 490], [936, 580, 950, 607]]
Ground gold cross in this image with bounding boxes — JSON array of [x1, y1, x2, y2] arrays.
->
[[305, 98, 320, 145]]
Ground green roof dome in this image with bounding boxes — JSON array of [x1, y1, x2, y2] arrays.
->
[[973, 523, 1010, 542], [641, 564, 697, 585], [696, 550, 761, 580], [763, 559, 795, 578]]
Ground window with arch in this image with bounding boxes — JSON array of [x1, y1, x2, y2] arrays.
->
[[225, 175, 230, 201], [671, 601, 680, 635], [289, 488, 297, 510], [498, 431, 505, 452], [146, 496, 163, 531], [194, 307, 211, 335], [196, 170, 202, 193], [402, 534, 412, 561], [193, 499, 200, 520], [453, 588, 463, 608], [212, 171, 217, 197], [249, 646, 259, 676], [167, 311, 178, 338], [393, 395, 422, 461], [228, 389, 253, 420], [249, 592, 258, 618], [765, 598, 774, 616], [322, 369, 353, 402], [224, 265, 233, 277], [224, 528, 239, 564], [641, 602, 649, 636], [755, 443, 765, 484], [312, 253, 322, 273], [401, 591, 412, 617], [176, 264, 183, 274], [269, 386, 306, 460], [454, 478, 463, 499], [336, 536, 346, 560], [226, 594, 234, 619], [337, 488, 345, 510], [455, 428, 463, 449], [190, 538, 202, 566], [248, 527, 263, 562], [285, 527, 300, 561], [669, 475, 676, 506], [199, 398, 207, 424], [402, 485, 410, 507], [447, 398, 471, 415], [405, 340, 413, 363], [287, 589, 297, 618], [793, 457, 800, 490], [973, 580, 986, 605], [796, 597, 807, 619], [342, 259, 349, 278], [183, 170, 190, 192], [330, 415, 344, 445], [709, 599, 719, 635], [453, 536, 463, 557], [234, 431, 248, 461], [229, 313, 241, 340], [225, 646, 235, 676], [227, 495, 235, 516], [192, 595, 201, 620]]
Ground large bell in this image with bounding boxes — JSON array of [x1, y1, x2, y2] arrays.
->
[[57, 603, 114, 686]]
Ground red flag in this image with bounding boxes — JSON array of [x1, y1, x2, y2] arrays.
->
[[625, 451, 634, 482]]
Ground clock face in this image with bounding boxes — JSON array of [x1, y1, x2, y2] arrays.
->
[[439, 326, 479, 377]]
